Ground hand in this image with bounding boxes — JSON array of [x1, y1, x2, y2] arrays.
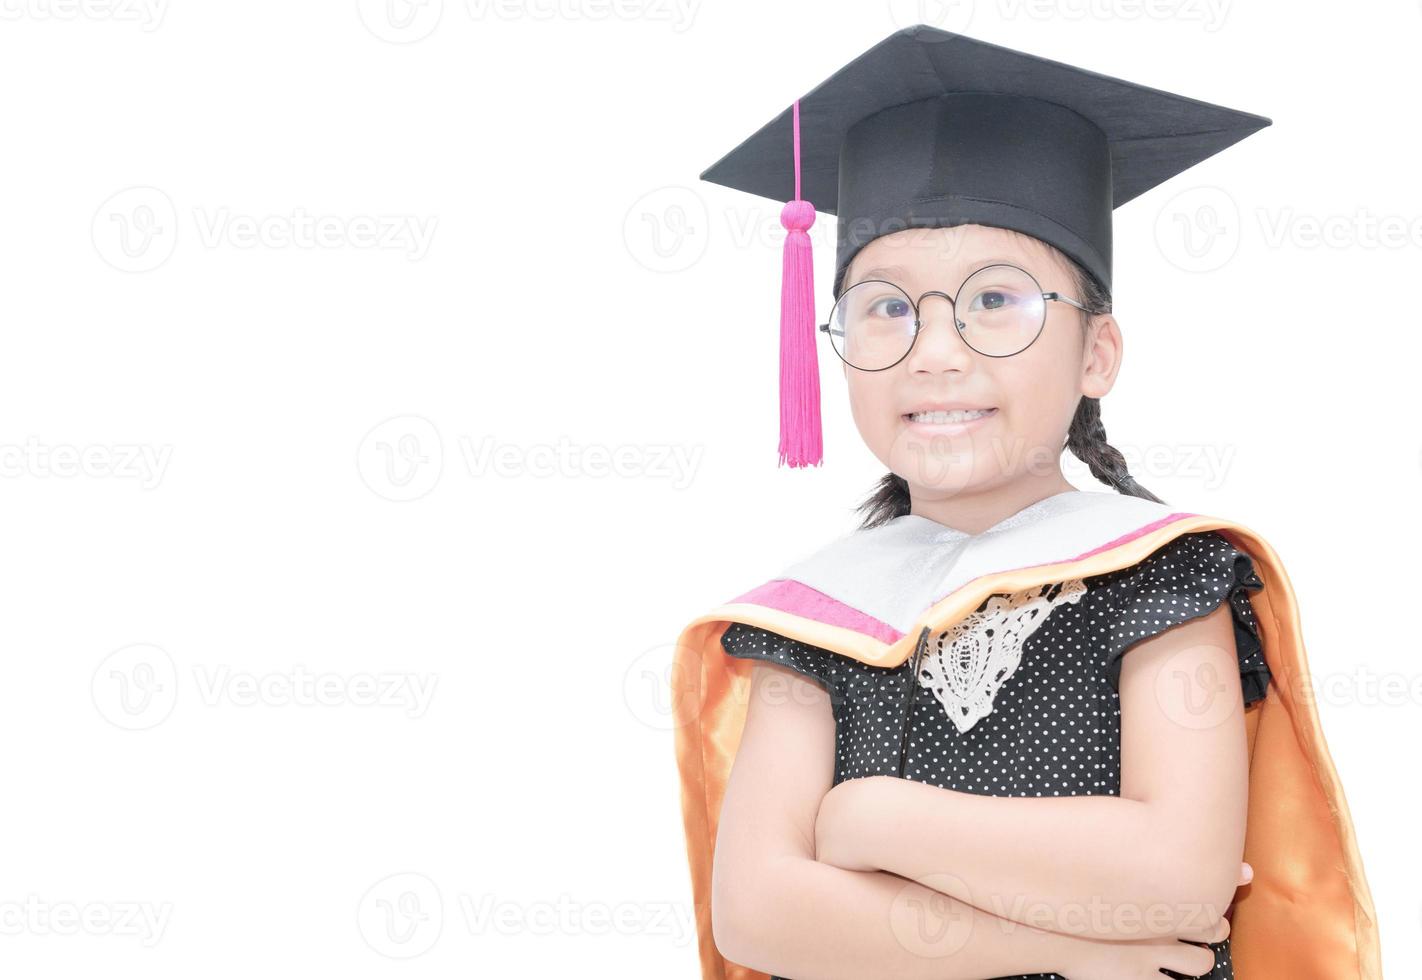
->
[[812, 778, 879, 872], [1223, 860, 1252, 921], [1175, 902, 1232, 946], [1065, 902, 1235, 980], [1064, 931, 1221, 980], [1174, 861, 1250, 944]]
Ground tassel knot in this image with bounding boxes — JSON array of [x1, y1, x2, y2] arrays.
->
[[780, 199, 816, 232]]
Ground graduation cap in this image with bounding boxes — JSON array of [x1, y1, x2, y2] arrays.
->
[[699, 24, 1271, 468]]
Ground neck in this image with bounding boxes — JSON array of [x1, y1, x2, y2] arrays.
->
[[908, 476, 1081, 536]]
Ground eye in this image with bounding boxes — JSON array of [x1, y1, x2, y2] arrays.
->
[[967, 288, 1024, 313], [868, 296, 913, 319]]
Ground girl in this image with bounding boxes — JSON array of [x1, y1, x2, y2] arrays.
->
[[671, 24, 1379, 980]]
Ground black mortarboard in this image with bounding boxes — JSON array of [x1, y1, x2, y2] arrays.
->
[[698, 25, 1271, 468]]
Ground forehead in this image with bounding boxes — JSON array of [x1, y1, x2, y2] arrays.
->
[[848, 225, 1059, 283]]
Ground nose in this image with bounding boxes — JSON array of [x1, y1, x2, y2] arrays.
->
[[906, 292, 973, 370]]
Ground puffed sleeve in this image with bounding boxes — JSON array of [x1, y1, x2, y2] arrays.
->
[[720, 621, 849, 704], [1102, 530, 1271, 705]]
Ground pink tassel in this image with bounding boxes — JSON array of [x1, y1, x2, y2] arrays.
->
[[778, 100, 822, 468]]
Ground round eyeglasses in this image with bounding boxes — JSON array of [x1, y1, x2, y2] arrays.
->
[[819, 263, 1091, 370]]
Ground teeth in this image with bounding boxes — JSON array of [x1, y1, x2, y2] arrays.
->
[[907, 409, 994, 423]]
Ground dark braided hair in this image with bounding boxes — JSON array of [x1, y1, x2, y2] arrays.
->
[[852, 235, 1162, 531]]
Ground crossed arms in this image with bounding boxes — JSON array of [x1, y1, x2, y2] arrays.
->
[[711, 601, 1248, 979]]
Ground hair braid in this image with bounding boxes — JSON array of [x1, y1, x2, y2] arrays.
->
[[1064, 395, 1162, 504]]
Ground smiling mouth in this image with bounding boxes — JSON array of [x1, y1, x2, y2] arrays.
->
[[903, 408, 997, 424]]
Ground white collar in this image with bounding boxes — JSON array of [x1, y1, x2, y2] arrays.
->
[[773, 489, 1183, 636]]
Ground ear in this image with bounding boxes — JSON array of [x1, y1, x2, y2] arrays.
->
[[1080, 314, 1123, 399]]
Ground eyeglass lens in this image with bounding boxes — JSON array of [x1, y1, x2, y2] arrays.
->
[[828, 264, 1049, 368]]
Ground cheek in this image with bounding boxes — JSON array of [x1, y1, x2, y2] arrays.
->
[[996, 367, 1053, 410], [1004, 340, 1084, 424], [844, 371, 897, 441]]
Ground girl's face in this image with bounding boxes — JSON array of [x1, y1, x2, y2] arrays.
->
[[839, 224, 1122, 506]]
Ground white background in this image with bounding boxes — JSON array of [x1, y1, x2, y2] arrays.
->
[[0, 1, 1417, 976]]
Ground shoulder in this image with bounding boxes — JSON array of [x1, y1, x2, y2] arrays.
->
[[1092, 530, 1270, 702], [1092, 529, 1262, 599], [720, 622, 854, 701]]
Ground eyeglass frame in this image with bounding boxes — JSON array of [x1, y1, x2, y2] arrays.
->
[[817, 262, 1092, 370]]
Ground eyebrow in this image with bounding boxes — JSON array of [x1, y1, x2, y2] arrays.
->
[[851, 257, 1029, 287]]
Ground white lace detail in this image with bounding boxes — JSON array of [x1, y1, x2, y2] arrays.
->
[[917, 579, 1088, 734]]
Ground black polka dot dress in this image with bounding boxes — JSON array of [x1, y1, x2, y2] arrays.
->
[[720, 530, 1271, 980]]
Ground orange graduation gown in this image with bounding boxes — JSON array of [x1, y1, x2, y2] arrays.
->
[[670, 493, 1381, 978]]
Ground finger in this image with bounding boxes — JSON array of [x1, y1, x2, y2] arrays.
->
[[1177, 915, 1228, 944], [1164, 940, 1219, 977]]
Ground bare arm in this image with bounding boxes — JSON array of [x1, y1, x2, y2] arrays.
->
[[711, 660, 1219, 980], [813, 602, 1249, 941]]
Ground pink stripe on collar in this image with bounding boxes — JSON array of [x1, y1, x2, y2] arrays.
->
[[1072, 511, 1197, 561], [730, 513, 1197, 646], [728, 579, 904, 645]]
